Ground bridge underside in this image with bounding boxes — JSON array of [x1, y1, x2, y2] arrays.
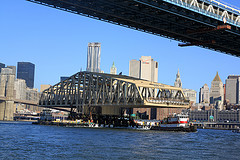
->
[[27, 0, 240, 56], [39, 72, 189, 115]]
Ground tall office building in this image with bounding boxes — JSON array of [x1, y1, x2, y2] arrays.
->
[[0, 63, 5, 73], [7, 66, 16, 79], [199, 84, 210, 104], [14, 79, 27, 100], [129, 56, 158, 82], [225, 75, 240, 104], [140, 56, 158, 82], [210, 72, 224, 110], [17, 62, 35, 88], [110, 62, 117, 75], [129, 60, 140, 78], [86, 42, 101, 73], [129, 56, 158, 119], [183, 89, 197, 104]]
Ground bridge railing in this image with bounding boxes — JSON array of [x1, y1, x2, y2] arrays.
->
[[209, 0, 240, 14], [161, 0, 240, 26], [146, 97, 189, 106]]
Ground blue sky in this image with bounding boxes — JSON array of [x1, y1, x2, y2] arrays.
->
[[1, 0, 240, 102]]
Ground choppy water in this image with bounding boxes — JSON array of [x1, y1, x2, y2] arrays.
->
[[0, 121, 240, 160]]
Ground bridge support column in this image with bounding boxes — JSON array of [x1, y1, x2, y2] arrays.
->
[[0, 100, 14, 121], [0, 69, 15, 121]]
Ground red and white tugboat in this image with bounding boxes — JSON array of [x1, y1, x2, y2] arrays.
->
[[151, 114, 197, 132]]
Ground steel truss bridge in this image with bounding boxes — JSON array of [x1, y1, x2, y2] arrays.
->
[[39, 72, 189, 114], [27, 0, 240, 56]]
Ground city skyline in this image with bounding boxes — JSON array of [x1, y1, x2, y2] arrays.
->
[[1, 1, 240, 158], [1, 0, 240, 102]]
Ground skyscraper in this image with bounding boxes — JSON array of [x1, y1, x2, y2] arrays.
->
[[140, 56, 158, 82], [129, 56, 158, 119], [129, 56, 158, 82], [199, 84, 210, 104], [129, 59, 140, 78], [0, 63, 5, 73], [86, 42, 101, 73], [210, 72, 224, 110], [14, 79, 27, 100], [110, 62, 117, 75], [17, 62, 35, 88], [183, 89, 197, 104], [7, 66, 16, 79], [225, 75, 240, 104]]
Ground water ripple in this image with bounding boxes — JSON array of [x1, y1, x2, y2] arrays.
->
[[0, 121, 240, 160]]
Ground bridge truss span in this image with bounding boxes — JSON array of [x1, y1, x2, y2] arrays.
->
[[39, 72, 189, 114]]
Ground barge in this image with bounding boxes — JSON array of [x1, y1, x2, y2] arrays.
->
[[35, 109, 196, 132]]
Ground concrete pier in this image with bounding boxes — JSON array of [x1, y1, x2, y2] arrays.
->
[[194, 122, 240, 130]]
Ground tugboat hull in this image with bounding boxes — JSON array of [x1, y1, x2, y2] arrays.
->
[[151, 125, 197, 132]]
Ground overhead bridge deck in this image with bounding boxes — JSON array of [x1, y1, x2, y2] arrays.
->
[[39, 72, 189, 113], [27, 0, 240, 56]]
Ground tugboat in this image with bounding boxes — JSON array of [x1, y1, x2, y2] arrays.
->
[[151, 114, 197, 132]]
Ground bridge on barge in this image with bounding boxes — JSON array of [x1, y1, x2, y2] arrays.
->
[[39, 72, 189, 115]]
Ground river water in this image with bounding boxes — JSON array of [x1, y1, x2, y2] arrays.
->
[[0, 121, 240, 160]]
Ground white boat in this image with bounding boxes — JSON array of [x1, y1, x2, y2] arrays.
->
[[151, 114, 197, 132], [160, 114, 189, 128]]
